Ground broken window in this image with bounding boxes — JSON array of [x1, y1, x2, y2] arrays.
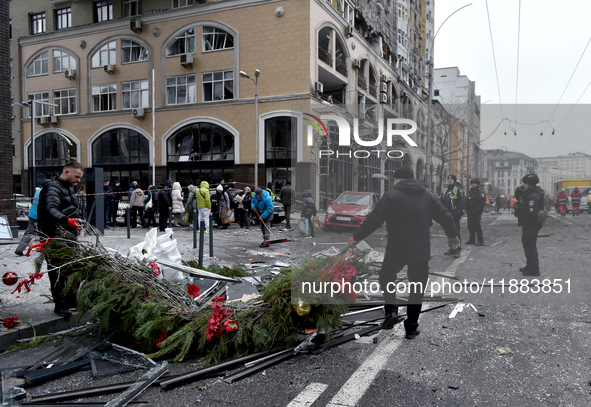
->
[[202, 26, 234, 52], [167, 28, 196, 56]]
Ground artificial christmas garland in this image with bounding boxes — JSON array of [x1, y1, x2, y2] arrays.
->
[[29, 227, 357, 363]]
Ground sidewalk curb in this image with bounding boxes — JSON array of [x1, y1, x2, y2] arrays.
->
[[0, 311, 91, 351]]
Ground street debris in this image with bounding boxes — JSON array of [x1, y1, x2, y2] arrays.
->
[[0, 224, 467, 404], [448, 303, 478, 318], [496, 347, 515, 355]]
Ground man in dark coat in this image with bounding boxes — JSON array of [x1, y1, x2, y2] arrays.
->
[[350, 165, 459, 339], [278, 181, 295, 229], [38, 161, 84, 317], [440, 174, 465, 258], [515, 174, 546, 276], [465, 178, 486, 246]]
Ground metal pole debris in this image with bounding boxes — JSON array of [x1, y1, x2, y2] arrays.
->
[[155, 260, 239, 283], [104, 362, 167, 407], [159, 351, 275, 390]]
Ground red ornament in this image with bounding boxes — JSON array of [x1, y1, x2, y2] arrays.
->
[[2, 272, 18, 286]]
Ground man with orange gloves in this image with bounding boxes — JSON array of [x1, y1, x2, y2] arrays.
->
[[38, 161, 84, 317], [570, 187, 583, 216], [348, 165, 459, 339], [556, 188, 568, 217]]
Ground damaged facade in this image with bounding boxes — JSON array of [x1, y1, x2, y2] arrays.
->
[[10, 0, 446, 206]]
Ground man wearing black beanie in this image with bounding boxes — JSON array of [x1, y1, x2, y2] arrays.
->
[[349, 165, 459, 339]]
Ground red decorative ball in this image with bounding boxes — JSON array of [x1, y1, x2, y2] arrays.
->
[[2, 272, 18, 286]]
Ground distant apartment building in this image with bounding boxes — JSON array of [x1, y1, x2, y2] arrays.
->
[[433, 67, 481, 187], [536, 152, 591, 180], [10, 0, 437, 204], [483, 149, 537, 197]]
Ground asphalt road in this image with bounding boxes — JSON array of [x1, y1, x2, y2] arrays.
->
[[3, 209, 591, 406]]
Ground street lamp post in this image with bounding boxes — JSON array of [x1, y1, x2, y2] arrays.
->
[[239, 69, 260, 189], [426, 3, 472, 190], [15, 99, 58, 194]]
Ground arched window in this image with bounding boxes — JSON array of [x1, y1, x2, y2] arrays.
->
[[27, 132, 78, 187], [92, 128, 150, 188], [122, 40, 148, 63], [202, 26, 234, 51], [53, 50, 76, 72], [91, 41, 116, 67], [167, 28, 196, 56], [166, 122, 235, 184], [27, 52, 48, 76]]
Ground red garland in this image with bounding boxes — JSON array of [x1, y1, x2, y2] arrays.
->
[[25, 238, 54, 257], [3, 316, 18, 329], [187, 284, 200, 298], [205, 296, 238, 342], [11, 272, 44, 295]]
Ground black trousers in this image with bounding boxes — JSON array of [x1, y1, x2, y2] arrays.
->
[[145, 208, 156, 228], [131, 207, 145, 227], [467, 212, 483, 242], [522, 227, 541, 272], [159, 208, 169, 231], [380, 260, 429, 333]]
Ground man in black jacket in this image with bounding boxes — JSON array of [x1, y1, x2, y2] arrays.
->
[[440, 175, 465, 258], [349, 165, 459, 339], [38, 161, 84, 317], [515, 174, 546, 276], [465, 178, 486, 246]]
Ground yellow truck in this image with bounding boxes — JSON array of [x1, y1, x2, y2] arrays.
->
[[553, 179, 591, 213]]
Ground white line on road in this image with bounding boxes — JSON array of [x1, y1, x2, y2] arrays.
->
[[325, 329, 404, 407], [286, 383, 329, 407], [323, 250, 471, 407]]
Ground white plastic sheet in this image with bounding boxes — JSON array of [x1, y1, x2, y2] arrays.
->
[[128, 228, 185, 283]]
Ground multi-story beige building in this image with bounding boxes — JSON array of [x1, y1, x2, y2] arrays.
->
[[10, 0, 433, 205]]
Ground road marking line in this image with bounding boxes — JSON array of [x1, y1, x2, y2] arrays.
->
[[325, 329, 404, 407], [324, 249, 470, 407], [286, 383, 328, 407]]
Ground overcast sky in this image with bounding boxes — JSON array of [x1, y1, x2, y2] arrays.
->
[[434, 0, 591, 158]]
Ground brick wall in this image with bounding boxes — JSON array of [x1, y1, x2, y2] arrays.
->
[[0, 0, 16, 224]]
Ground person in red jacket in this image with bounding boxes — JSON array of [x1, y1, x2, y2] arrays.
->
[[556, 189, 568, 217], [571, 187, 583, 216]]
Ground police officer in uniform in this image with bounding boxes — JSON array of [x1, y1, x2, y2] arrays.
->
[[465, 178, 486, 246], [440, 175, 465, 258], [515, 174, 545, 276]]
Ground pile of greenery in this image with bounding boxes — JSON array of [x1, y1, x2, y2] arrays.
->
[[34, 232, 348, 363]]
